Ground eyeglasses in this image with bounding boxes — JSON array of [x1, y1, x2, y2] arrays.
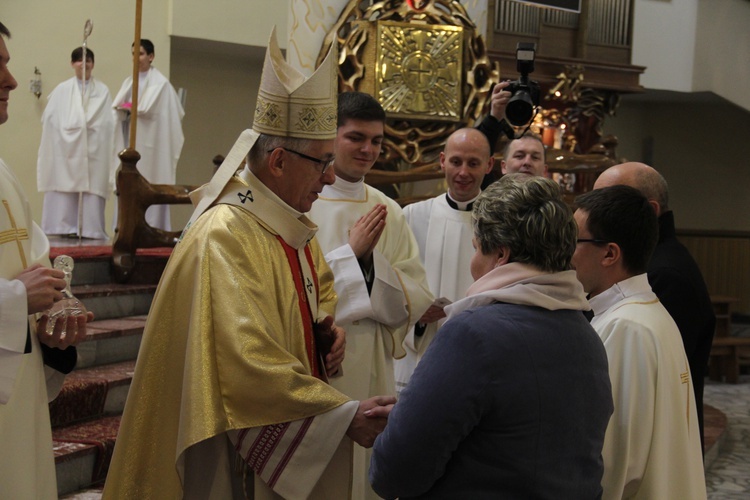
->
[[576, 238, 608, 245], [269, 148, 335, 175]]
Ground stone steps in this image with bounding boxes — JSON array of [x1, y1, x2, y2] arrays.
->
[[51, 331, 139, 495], [77, 316, 146, 369], [70, 283, 156, 322], [47, 247, 158, 497], [54, 415, 120, 495]]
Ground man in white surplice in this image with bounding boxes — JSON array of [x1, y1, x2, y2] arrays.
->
[[572, 185, 706, 500], [307, 91, 433, 500], [394, 128, 494, 395], [37, 47, 115, 240], [112, 38, 184, 231], [0, 23, 91, 499]]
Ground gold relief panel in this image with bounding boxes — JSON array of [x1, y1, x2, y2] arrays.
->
[[376, 22, 464, 122]]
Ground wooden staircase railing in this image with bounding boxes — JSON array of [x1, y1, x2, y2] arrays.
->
[[111, 148, 198, 283]]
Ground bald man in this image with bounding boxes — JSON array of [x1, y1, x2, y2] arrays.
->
[[395, 128, 495, 394], [595, 162, 715, 454]]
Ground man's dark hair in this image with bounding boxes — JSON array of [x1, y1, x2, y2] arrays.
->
[[337, 91, 385, 126], [71, 47, 95, 64], [575, 185, 658, 275], [132, 39, 155, 56], [0, 22, 10, 39]]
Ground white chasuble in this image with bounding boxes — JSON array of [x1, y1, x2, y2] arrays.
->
[[0, 159, 63, 499], [590, 274, 706, 500], [396, 195, 475, 393], [308, 178, 433, 500]]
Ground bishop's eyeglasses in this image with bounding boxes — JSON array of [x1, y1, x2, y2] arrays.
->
[[269, 148, 335, 175]]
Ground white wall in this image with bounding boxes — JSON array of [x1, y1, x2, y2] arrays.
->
[[693, 0, 750, 112], [631, 0, 750, 112], [170, 0, 288, 48], [631, 0, 699, 92]]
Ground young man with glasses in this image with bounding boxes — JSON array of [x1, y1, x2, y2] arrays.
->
[[307, 91, 434, 500], [572, 185, 705, 500]]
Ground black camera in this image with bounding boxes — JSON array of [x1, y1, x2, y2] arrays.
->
[[505, 42, 541, 126]]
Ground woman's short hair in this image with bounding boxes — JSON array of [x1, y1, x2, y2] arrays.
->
[[472, 174, 577, 272]]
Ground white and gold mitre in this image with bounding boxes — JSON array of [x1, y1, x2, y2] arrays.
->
[[184, 27, 338, 230], [253, 26, 338, 140]]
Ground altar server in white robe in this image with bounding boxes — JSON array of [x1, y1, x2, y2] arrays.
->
[[394, 128, 494, 394], [112, 38, 184, 231], [37, 47, 115, 239], [0, 23, 91, 499], [307, 91, 433, 500], [572, 185, 706, 500]]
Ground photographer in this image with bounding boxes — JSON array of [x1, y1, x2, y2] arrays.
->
[[477, 43, 544, 184]]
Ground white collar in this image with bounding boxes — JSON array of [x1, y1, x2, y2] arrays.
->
[[322, 176, 366, 200], [446, 191, 480, 211], [589, 274, 653, 317]]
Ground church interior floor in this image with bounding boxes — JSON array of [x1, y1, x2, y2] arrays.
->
[[704, 375, 750, 498], [704, 321, 750, 498]]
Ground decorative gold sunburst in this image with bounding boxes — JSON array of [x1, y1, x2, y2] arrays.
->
[[376, 21, 463, 121]]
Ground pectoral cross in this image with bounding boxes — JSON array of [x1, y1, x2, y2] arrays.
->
[[681, 365, 691, 426], [238, 190, 254, 204], [1, 200, 29, 268]]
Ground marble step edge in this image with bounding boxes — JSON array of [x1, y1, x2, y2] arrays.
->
[[53, 415, 121, 496], [50, 360, 136, 428], [84, 316, 148, 342], [56, 359, 137, 398], [70, 283, 158, 299]]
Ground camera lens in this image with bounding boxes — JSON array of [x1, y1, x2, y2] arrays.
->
[[505, 90, 534, 126]]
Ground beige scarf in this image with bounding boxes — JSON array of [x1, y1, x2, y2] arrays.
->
[[444, 262, 590, 320]]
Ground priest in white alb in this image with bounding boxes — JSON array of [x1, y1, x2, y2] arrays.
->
[[112, 38, 184, 231], [37, 47, 115, 239], [1, 22, 90, 499], [395, 128, 494, 395]]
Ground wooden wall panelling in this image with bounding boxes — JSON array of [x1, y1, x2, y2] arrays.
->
[[678, 232, 750, 315]]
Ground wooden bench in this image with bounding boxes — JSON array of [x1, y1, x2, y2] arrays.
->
[[709, 336, 750, 383]]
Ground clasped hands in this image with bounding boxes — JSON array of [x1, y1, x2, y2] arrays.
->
[[16, 264, 93, 350], [349, 203, 387, 267], [346, 395, 397, 448]]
